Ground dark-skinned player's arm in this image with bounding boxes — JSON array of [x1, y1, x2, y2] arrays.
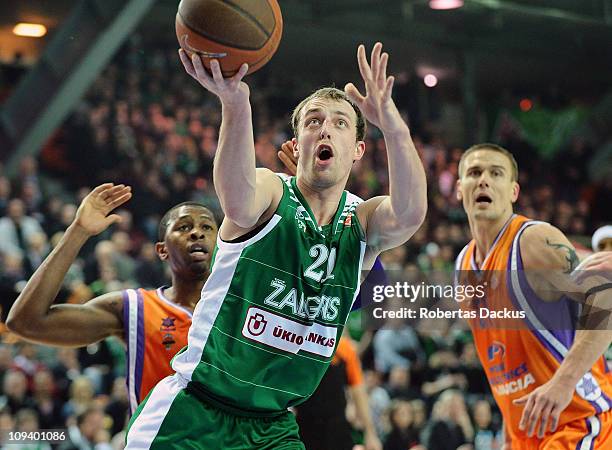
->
[[514, 225, 612, 439], [6, 183, 132, 347], [277, 141, 297, 176], [349, 43, 427, 268]]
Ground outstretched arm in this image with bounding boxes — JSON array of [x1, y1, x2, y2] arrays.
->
[[515, 228, 612, 438], [350, 43, 427, 262], [6, 183, 131, 347], [179, 51, 281, 232]]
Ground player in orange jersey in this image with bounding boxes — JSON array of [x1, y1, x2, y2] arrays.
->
[[6, 183, 218, 413], [454, 143, 612, 449]]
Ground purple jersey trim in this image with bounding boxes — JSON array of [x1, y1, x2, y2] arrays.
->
[[122, 290, 133, 414], [135, 289, 145, 404]]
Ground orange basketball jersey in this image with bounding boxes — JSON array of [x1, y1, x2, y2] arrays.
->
[[123, 287, 192, 414], [455, 214, 612, 446]]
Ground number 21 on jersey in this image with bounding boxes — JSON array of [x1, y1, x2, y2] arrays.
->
[[305, 244, 336, 283]]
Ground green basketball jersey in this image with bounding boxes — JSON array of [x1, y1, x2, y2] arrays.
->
[[172, 175, 366, 414]]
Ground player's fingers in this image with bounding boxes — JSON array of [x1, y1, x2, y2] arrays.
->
[[108, 187, 132, 204], [517, 394, 535, 430], [549, 407, 561, 432], [357, 44, 373, 84], [105, 214, 122, 226], [278, 152, 297, 176], [230, 63, 249, 86], [209, 59, 224, 84], [191, 54, 214, 87], [91, 183, 114, 197], [280, 142, 296, 162], [179, 49, 197, 77], [579, 253, 610, 275], [526, 399, 546, 437], [100, 184, 126, 200], [345, 83, 366, 107], [104, 183, 128, 198], [377, 52, 389, 87], [383, 76, 394, 101], [109, 192, 132, 209], [537, 402, 554, 438], [370, 42, 382, 78], [280, 140, 294, 153], [513, 395, 528, 405]]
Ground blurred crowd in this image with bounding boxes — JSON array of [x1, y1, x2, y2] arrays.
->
[[0, 39, 610, 450]]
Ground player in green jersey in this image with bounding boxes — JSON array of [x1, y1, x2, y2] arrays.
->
[[125, 42, 427, 449]]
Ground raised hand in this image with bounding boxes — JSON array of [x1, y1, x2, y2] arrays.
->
[[179, 49, 250, 107], [74, 183, 132, 237], [345, 43, 404, 134], [277, 140, 297, 176]]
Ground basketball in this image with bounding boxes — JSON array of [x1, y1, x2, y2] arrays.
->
[[175, 0, 283, 77]]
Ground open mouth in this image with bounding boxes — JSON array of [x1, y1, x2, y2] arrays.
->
[[475, 193, 492, 204], [316, 144, 334, 162], [189, 243, 209, 259]]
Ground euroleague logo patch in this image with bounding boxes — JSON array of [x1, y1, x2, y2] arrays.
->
[[241, 307, 337, 358]]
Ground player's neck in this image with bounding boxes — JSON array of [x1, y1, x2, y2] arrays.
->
[[165, 278, 206, 310], [470, 211, 514, 265], [296, 177, 345, 226]]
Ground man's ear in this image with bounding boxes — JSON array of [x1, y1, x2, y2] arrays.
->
[[155, 242, 168, 261], [353, 140, 366, 162], [456, 179, 463, 201], [511, 181, 520, 203], [291, 137, 299, 159]]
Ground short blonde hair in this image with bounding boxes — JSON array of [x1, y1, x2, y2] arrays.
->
[[291, 87, 366, 141], [458, 143, 518, 182]]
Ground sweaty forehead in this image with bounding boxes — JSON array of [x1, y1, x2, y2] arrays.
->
[[464, 150, 512, 171], [174, 206, 215, 223], [301, 98, 356, 122]]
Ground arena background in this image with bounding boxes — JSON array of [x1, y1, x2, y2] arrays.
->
[[0, 1, 611, 449]]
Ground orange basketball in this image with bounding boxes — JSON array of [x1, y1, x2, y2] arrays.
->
[[176, 0, 283, 77]]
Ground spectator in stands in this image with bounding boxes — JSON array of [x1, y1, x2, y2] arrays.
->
[[385, 366, 421, 401], [12, 343, 44, 380], [59, 407, 111, 450], [0, 370, 35, 414], [0, 407, 15, 444], [409, 399, 427, 432], [0, 346, 12, 387], [471, 399, 502, 450], [62, 376, 95, 423], [104, 376, 128, 438], [0, 199, 45, 259], [421, 390, 474, 450], [51, 348, 82, 403], [23, 231, 50, 278], [0, 253, 26, 321], [383, 400, 420, 450], [373, 304, 426, 374], [364, 369, 391, 439], [134, 242, 166, 288], [13, 408, 52, 450], [32, 368, 63, 429], [109, 231, 136, 284], [0, 176, 10, 217], [422, 350, 468, 399], [592, 225, 612, 252]]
